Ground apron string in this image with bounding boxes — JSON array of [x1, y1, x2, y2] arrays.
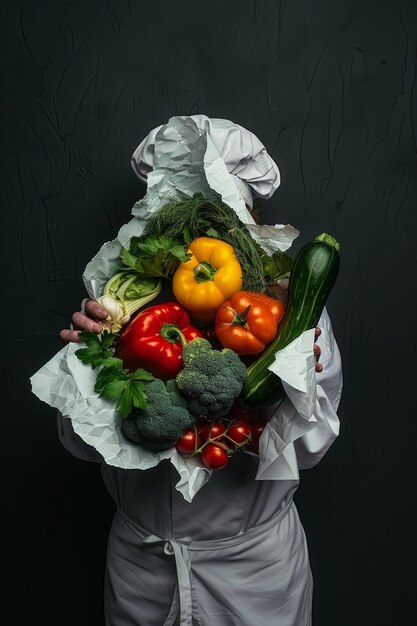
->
[[118, 499, 293, 625], [142, 534, 198, 626]]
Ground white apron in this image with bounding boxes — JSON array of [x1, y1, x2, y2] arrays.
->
[[57, 310, 342, 625], [102, 458, 312, 626]]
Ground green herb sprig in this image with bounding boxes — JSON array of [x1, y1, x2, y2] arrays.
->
[[75, 331, 120, 368], [121, 234, 191, 279], [257, 246, 294, 283], [75, 331, 154, 418], [94, 363, 154, 418]]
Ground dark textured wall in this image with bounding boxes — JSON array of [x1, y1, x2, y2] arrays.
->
[[2, 1, 416, 624]]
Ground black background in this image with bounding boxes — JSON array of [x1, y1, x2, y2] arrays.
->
[[2, 1, 416, 624]]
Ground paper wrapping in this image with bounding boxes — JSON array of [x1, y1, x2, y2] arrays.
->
[[30, 116, 328, 503], [30, 327, 320, 501]]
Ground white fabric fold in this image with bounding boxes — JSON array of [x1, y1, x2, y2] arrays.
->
[[255, 307, 342, 481]]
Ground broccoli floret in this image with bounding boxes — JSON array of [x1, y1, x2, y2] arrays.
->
[[176, 338, 247, 419], [121, 417, 144, 443], [122, 379, 195, 451]]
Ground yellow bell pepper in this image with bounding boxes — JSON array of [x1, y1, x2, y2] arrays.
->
[[172, 237, 243, 321]]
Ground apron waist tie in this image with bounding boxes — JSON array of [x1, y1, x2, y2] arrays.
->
[[118, 498, 293, 626]]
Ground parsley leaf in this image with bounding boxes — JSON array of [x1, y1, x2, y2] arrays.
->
[[124, 234, 191, 279], [94, 366, 154, 418], [257, 246, 294, 282], [206, 226, 220, 238], [119, 249, 138, 271], [75, 331, 119, 369]]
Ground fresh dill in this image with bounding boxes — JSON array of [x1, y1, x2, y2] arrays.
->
[[144, 193, 267, 292]]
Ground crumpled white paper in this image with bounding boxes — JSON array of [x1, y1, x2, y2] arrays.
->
[[245, 223, 300, 254], [30, 327, 317, 501], [30, 115, 319, 503], [255, 330, 318, 477], [30, 341, 213, 502], [254, 310, 341, 481]]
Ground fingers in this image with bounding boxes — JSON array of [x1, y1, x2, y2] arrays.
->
[[314, 326, 323, 372], [72, 299, 108, 333], [60, 329, 82, 345], [85, 299, 108, 320], [314, 344, 322, 372], [72, 311, 103, 333], [60, 312, 102, 346], [60, 299, 109, 345]]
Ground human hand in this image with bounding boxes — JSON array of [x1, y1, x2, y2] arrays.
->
[[59, 299, 108, 344], [314, 326, 322, 373]]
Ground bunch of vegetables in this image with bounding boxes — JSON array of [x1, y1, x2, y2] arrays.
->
[[76, 193, 340, 470]]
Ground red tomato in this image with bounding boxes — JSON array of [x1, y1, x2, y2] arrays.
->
[[201, 443, 229, 470], [228, 400, 259, 423], [175, 429, 201, 455], [226, 420, 252, 446], [215, 291, 278, 355], [246, 417, 268, 454], [245, 291, 286, 324], [202, 326, 222, 349], [199, 422, 226, 443]]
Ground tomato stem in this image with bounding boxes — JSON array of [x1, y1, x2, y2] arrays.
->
[[185, 424, 252, 458], [223, 432, 252, 447], [232, 304, 251, 326]]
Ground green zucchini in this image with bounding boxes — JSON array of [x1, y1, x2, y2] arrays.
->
[[240, 233, 340, 408]]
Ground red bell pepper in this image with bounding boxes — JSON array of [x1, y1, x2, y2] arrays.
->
[[114, 301, 202, 380]]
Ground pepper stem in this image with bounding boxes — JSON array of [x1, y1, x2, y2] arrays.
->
[[194, 261, 216, 283], [160, 323, 188, 346]]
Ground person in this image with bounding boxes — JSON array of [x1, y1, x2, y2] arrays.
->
[[58, 116, 342, 626]]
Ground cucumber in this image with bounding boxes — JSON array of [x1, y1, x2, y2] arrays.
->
[[240, 232, 340, 408]]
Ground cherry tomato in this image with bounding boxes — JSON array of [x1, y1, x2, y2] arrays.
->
[[202, 326, 222, 349], [228, 400, 259, 423], [226, 420, 252, 446], [246, 417, 268, 454], [200, 421, 226, 443], [201, 443, 229, 470], [195, 415, 210, 429], [175, 429, 201, 455]]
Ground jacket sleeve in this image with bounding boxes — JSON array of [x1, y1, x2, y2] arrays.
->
[[57, 410, 104, 463], [293, 307, 343, 469]]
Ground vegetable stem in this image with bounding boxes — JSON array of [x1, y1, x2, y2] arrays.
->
[[315, 232, 341, 251], [193, 261, 216, 283], [159, 323, 188, 346], [123, 280, 162, 317], [232, 304, 251, 326]]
